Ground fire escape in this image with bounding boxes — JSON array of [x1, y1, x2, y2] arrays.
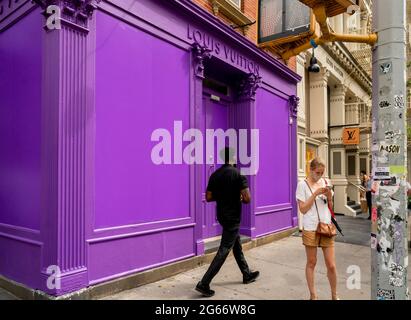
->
[[348, 0, 373, 134]]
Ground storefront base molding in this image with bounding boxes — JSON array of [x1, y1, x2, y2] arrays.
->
[[0, 227, 297, 300]]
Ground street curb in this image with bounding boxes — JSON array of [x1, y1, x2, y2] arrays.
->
[[0, 227, 298, 300]]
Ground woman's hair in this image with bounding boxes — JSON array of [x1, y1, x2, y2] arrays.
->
[[310, 157, 326, 170]]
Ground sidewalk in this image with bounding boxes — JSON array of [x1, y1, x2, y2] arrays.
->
[[102, 235, 391, 300], [0, 287, 17, 300], [1, 225, 410, 300]]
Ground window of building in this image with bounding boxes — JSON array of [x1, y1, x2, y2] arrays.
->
[[228, 0, 241, 8], [333, 152, 342, 175], [348, 155, 356, 176], [360, 158, 367, 175]]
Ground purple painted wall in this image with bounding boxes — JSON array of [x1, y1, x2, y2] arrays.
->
[[88, 10, 196, 285], [0, 7, 43, 291], [0, 8, 42, 231], [94, 11, 191, 228], [0, 0, 300, 296], [255, 89, 290, 208], [253, 88, 293, 236]]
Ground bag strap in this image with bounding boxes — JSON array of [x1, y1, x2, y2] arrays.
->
[[323, 178, 335, 219], [304, 180, 322, 222]]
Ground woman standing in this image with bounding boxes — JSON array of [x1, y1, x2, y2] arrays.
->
[[296, 158, 339, 300]]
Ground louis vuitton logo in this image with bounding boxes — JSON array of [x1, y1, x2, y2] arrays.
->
[[347, 130, 356, 141], [343, 128, 359, 145]]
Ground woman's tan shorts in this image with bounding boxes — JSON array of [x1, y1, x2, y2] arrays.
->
[[302, 230, 335, 247]]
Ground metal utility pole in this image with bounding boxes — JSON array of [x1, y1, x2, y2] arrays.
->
[[371, 0, 409, 300]]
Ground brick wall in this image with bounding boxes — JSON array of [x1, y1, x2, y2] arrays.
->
[[242, 0, 257, 43], [192, 0, 257, 42], [191, 0, 296, 72]]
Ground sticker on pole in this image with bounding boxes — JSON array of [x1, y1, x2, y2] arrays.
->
[[379, 143, 400, 154], [377, 289, 395, 300], [372, 167, 390, 180], [371, 207, 378, 223], [371, 233, 377, 249], [371, 181, 380, 195], [394, 95, 405, 108], [379, 100, 391, 109], [379, 62, 392, 75]]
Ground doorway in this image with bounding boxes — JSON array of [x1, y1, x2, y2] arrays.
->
[[201, 91, 231, 239]]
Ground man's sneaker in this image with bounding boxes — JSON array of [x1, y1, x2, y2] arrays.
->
[[195, 281, 215, 297], [243, 271, 260, 284]]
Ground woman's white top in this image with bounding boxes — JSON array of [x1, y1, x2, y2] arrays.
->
[[296, 179, 332, 231]]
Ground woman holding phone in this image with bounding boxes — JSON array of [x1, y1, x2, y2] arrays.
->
[[295, 158, 339, 300]]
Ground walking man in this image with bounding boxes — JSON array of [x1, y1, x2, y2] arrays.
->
[[195, 147, 259, 297]]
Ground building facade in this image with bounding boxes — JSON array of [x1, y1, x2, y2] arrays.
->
[[406, 0, 411, 247], [0, 0, 300, 297], [295, 0, 373, 223]]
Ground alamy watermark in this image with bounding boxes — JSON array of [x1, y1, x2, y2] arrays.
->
[[346, 265, 361, 290], [46, 5, 61, 30], [46, 265, 61, 290], [151, 121, 259, 175]]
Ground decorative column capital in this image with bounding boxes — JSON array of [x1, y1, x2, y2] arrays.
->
[[310, 67, 330, 83], [192, 43, 212, 79], [238, 73, 262, 100], [211, 0, 219, 15], [332, 83, 348, 96], [34, 0, 100, 29], [289, 95, 300, 119]]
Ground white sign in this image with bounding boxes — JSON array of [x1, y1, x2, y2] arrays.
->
[[373, 167, 390, 180]]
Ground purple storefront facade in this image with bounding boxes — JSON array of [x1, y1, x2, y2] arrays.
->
[[0, 0, 301, 297]]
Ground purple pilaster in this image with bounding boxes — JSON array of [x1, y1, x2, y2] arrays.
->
[[235, 73, 261, 239], [289, 95, 299, 228], [192, 43, 211, 255], [38, 0, 98, 295]]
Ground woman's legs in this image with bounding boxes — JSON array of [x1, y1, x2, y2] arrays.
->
[[322, 246, 338, 299], [305, 245, 318, 299]]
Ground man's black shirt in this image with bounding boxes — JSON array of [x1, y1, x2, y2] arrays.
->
[[206, 164, 249, 226]]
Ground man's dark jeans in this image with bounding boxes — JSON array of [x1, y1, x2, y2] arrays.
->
[[201, 224, 251, 285]]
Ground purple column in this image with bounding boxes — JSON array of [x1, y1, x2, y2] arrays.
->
[[236, 73, 261, 239], [289, 95, 299, 228], [38, 0, 98, 295], [191, 43, 211, 255]]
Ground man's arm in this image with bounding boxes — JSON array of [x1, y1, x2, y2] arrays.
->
[[240, 188, 251, 204], [239, 174, 251, 204], [206, 191, 215, 202], [206, 174, 216, 202]]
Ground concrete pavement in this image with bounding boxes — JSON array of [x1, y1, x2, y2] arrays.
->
[[0, 287, 18, 300], [102, 234, 408, 300], [1, 215, 410, 300]]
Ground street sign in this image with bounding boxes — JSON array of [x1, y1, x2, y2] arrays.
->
[[343, 127, 360, 145]]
